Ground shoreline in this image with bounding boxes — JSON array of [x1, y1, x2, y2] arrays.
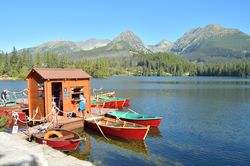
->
[[0, 75, 248, 81], [0, 77, 22, 80]]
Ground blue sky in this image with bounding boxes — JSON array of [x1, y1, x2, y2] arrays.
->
[[0, 0, 249, 52]]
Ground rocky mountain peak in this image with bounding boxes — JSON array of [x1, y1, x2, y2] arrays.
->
[[171, 24, 243, 54], [37, 40, 79, 51], [148, 40, 173, 52], [113, 31, 144, 43], [203, 24, 238, 34], [76, 38, 110, 50], [107, 30, 151, 53], [157, 40, 173, 47], [204, 24, 222, 30]]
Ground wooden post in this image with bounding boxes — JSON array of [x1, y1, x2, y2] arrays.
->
[[82, 111, 85, 128]]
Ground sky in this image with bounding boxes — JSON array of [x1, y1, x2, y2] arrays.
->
[[0, 0, 250, 52]]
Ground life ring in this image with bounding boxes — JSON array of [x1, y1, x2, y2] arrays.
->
[[44, 131, 63, 140]]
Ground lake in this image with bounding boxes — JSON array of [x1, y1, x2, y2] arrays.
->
[[1, 76, 250, 166]]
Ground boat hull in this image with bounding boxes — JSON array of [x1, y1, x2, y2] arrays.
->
[[33, 137, 80, 151], [105, 110, 162, 127], [84, 116, 149, 140], [0, 109, 27, 122], [91, 99, 130, 108], [105, 111, 162, 127], [108, 100, 130, 108], [32, 129, 81, 151], [117, 118, 162, 127]]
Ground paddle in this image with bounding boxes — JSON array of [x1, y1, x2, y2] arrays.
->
[[127, 108, 139, 114], [90, 114, 110, 141]]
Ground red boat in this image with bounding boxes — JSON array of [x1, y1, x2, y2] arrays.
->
[[108, 99, 130, 108], [84, 116, 150, 140], [32, 129, 82, 151], [0, 102, 28, 122], [91, 97, 130, 108]]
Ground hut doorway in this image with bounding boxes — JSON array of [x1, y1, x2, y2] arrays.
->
[[52, 82, 63, 115]]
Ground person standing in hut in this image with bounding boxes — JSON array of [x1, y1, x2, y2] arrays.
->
[[78, 95, 86, 127]]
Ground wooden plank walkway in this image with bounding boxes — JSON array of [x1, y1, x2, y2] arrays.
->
[[0, 132, 92, 166], [28, 107, 117, 132], [60, 108, 117, 130]]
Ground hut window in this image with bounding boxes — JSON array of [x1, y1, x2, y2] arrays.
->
[[38, 83, 44, 99], [71, 87, 84, 101]]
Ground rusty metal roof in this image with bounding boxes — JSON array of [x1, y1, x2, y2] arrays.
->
[[27, 68, 91, 80]]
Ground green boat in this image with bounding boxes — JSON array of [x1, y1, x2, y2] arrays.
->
[[105, 110, 162, 127]]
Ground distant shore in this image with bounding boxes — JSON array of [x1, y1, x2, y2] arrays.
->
[[0, 75, 249, 81], [0, 77, 22, 80]]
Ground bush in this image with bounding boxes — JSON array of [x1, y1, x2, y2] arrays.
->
[[0, 113, 12, 132]]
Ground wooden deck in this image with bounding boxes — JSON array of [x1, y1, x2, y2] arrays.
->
[[27, 107, 117, 133], [60, 107, 117, 130], [58, 116, 83, 131]]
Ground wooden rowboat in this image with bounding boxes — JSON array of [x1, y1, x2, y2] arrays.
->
[[91, 98, 130, 108], [84, 116, 150, 140], [0, 102, 28, 121], [32, 129, 82, 151], [91, 97, 130, 108], [105, 110, 162, 127]]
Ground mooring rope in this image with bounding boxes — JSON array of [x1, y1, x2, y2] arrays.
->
[[7, 89, 28, 99]]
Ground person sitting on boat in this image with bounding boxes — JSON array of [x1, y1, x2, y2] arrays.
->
[[1, 89, 8, 106], [78, 95, 86, 126]]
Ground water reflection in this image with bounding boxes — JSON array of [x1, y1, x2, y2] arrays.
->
[[67, 128, 150, 160], [66, 130, 91, 160], [84, 128, 149, 156], [148, 127, 162, 138]]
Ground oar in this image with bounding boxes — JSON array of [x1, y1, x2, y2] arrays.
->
[[121, 111, 130, 117], [121, 99, 126, 107], [70, 137, 85, 142], [90, 114, 110, 141], [127, 107, 139, 114], [112, 110, 121, 120]]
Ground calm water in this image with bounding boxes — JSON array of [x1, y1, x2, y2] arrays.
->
[[1, 77, 250, 166]]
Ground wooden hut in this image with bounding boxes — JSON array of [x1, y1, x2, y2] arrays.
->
[[26, 68, 91, 121]]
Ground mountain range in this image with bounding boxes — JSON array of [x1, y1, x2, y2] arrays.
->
[[172, 24, 250, 61], [20, 24, 250, 62]]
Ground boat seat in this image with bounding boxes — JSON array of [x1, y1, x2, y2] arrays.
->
[[107, 121, 124, 127], [123, 121, 126, 127], [47, 133, 75, 140]]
